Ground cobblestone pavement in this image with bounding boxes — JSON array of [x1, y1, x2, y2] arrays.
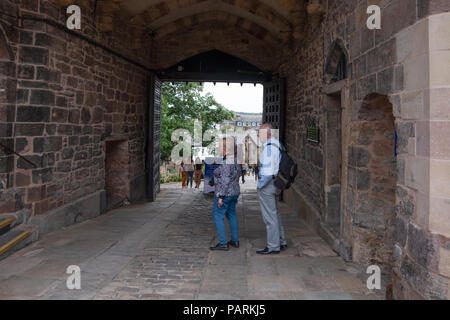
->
[[0, 178, 384, 300]]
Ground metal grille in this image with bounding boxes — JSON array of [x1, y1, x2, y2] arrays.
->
[[263, 79, 285, 143]]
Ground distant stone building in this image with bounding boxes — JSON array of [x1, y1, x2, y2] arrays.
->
[[219, 112, 262, 165]]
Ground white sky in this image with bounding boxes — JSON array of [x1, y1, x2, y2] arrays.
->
[[203, 82, 263, 114]]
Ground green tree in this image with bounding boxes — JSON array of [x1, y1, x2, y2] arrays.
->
[[160, 82, 234, 161]]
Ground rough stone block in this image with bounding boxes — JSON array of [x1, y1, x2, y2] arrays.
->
[[19, 46, 49, 65], [15, 137, 28, 153], [429, 195, 450, 238], [17, 155, 43, 169], [396, 121, 415, 154], [375, 0, 417, 43], [429, 88, 450, 120], [32, 167, 53, 184], [16, 106, 50, 122], [0, 156, 14, 174], [367, 39, 396, 74], [15, 172, 30, 187], [357, 74, 376, 100], [356, 169, 370, 191], [0, 138, 13, 157], [26, 185, 46, 202], [430, 159, 450, 198], [56, 161, 72, 172], [418, 0, 450, 18], [349, 146, 371, 167], [30, 90, 55, 106], [395, 185, 415, 217], [33, 136, 62, 153], [14, 123, 44, 136], [20, 0, 39, 12], [407, 224, 440, 272], [17, 65, 35, 79], [16, 89, 29, 104], [430, 51, 450, 87], [377, 67, 394, 95], [51, 108, 68, 123], [395, 216, 408, 247], [61, 147, 74, 160], [399, 255, 448, 300]]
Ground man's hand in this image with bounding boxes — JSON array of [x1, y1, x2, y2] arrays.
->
[[218, 198, 223, 208]]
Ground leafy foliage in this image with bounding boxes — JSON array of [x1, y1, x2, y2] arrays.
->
[[161, 82, 234, 161]]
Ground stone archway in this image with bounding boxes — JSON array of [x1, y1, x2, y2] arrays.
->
[[346, 93, 397, 271]]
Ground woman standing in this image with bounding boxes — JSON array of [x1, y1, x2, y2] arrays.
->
[[210, 137, 241, 251], [185, 157, 195, 188], [194, 157, 203, 189]]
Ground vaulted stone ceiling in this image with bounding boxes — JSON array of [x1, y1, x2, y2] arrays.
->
[[55, 0, 325, 70], [87, 0, 311, 43], [121, 0, 304, 42]]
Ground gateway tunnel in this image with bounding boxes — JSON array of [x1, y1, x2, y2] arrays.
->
[[0, 0, 449, 300]]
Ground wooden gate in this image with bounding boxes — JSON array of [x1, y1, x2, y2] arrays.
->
[[147, 74, 162, 201]]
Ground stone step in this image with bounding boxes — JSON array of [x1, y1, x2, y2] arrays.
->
[[317, 223, 340, 254], [0, 225, 39, 261], [0, 217, 15, 237]]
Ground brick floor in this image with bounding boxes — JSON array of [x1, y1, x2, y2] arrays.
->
[[0, 179, 385, 300]]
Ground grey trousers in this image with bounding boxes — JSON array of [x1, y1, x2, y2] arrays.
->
[[257, 180, 287, 251]]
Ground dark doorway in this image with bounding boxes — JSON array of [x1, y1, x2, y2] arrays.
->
[[105, 139, 129, 210], [348, 94, 397, 270], [324, 94, 343, 237]]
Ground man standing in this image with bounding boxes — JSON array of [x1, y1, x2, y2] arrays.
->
[[241, 163, 247, 183], [256, 124, 287, 254]]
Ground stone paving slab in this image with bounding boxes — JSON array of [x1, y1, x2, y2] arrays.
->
[[0, 179, 384, 300]]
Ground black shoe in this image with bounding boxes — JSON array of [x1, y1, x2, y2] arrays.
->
[[280, 244, 288, 251], [256, 247, 280, 255], [228, 240, 240, 248], [210, 243, 229, 251]]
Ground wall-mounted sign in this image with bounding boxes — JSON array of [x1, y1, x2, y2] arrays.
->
[[307, 125, 320, 143]]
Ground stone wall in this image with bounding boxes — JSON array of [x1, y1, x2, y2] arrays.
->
[[0, 0, 152, 232], [280, 0, 450, 299]]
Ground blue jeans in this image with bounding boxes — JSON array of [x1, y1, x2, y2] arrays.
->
[[186, 171, 194, 187], [212, 196, 239, 245]]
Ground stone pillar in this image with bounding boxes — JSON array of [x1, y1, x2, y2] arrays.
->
[[392, 11, 450, 300]]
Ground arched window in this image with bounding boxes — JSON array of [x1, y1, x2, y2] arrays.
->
[[324, 40, 348, 84]]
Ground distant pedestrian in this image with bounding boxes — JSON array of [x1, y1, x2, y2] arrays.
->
[[179, 161, 187, 188], [255, 124, 287, 255], [210, 136, 241, 251], [240, 163, 247, 183], [194, 157, 203, 188], [254, 164, 259, 181], [185, 158, 194, 188]]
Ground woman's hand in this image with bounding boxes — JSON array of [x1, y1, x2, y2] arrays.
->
[[218, 198, 223, 208]]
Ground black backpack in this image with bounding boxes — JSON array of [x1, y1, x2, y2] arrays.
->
[[268, 143, 298, 190]]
